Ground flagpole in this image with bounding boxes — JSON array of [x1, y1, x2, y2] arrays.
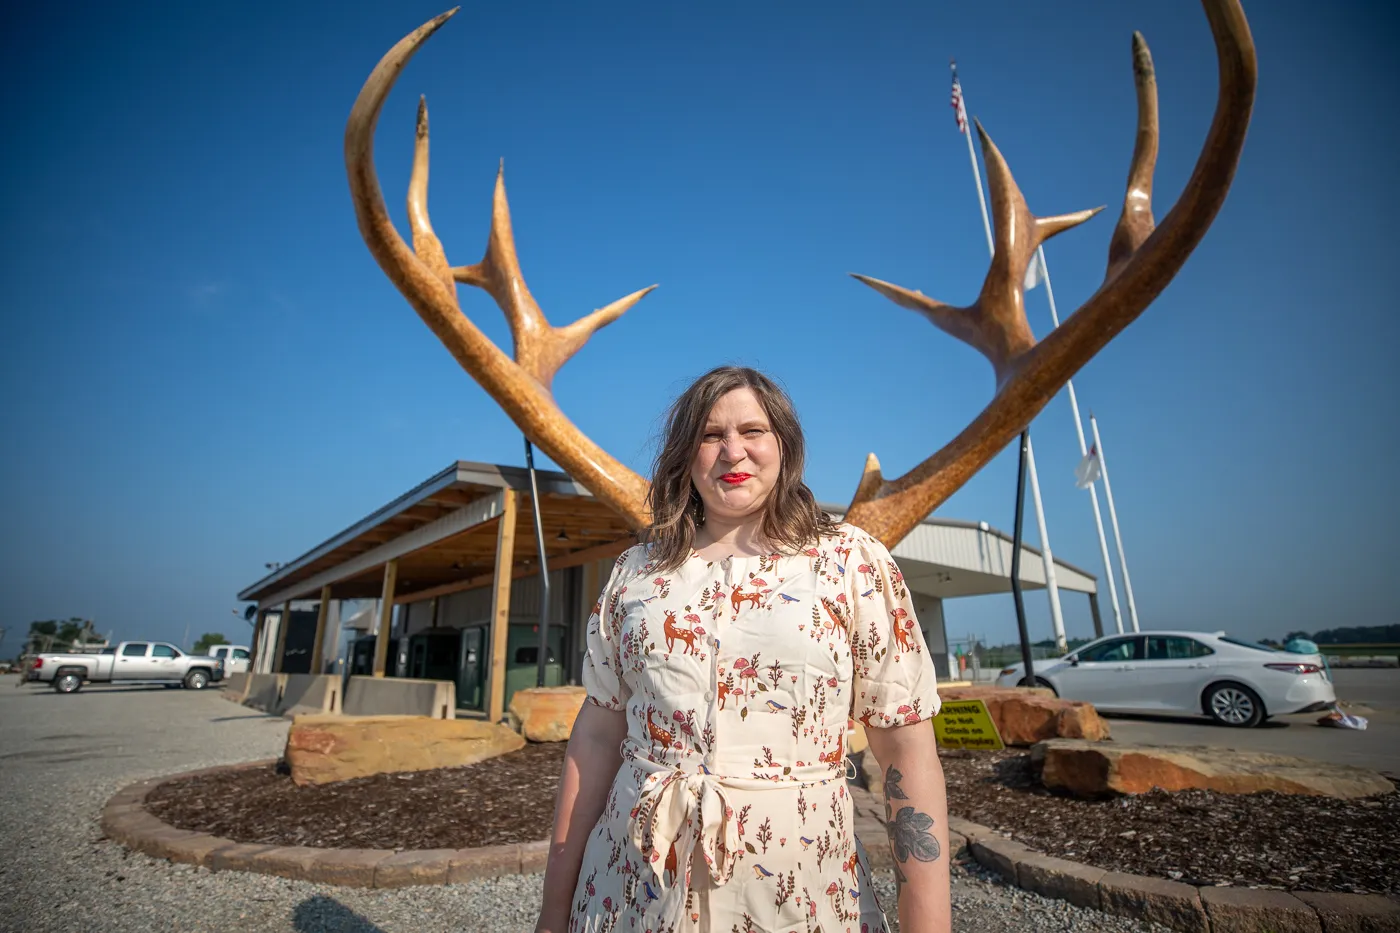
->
[[1090, 414, 1139, 631], [951, 61, 1068, 653], [1035, 247, 1125, 633]]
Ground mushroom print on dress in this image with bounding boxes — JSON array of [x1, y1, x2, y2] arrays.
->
[[571, 522, 940, 933]]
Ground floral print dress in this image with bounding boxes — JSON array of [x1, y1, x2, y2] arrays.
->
[[571, 522, 941, 933]]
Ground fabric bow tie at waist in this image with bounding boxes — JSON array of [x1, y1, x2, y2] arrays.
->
[[629, 769, 740, 891]]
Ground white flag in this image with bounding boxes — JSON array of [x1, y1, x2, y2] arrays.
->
[[1074, 444, 1101, 489], [1023, 250, 1044, 291]]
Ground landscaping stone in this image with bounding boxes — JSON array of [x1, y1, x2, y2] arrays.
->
[[1097, 871, 1208, 933], [243, 845, 324, 881], [519, 840, 551, 874], [1016, 852, 1106, 910], [1034, 739, 1396, 799], [282, 714, 524, 785], [509, 686, 588, 742], [970, 835, 1033, 885], [207, 843, 281, 874], [448, 843, 522, 883], [939, 686, 1110, 746], [1293, 891, 1400, 933], [1200, 887, 1323, 933], [374, 849, 456, 888], [305, 848, 390, 887]]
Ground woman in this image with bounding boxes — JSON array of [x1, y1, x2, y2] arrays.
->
[[536, 366, 951, 933]]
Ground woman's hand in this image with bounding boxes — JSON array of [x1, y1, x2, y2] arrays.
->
[[534, 701, 628, 926], [864, 721, 952, 933]]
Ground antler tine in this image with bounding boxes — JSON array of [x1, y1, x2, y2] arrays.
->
[[1106, 31, 1160, 282], [850, 121, 1102, 389], [451, 170, 657, 388], [845, 0, 1256, 547], [409, 96, 457, 299], [346, 9, 652, 529]]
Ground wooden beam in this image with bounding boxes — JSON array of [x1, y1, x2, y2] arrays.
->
[[310, 585, 332, 675], [258, 490, 506, 608], [486, 489, 518, 723], [372, 560, 398, 677], [273, 601, 292, 673], [394, 535, 634, 605]]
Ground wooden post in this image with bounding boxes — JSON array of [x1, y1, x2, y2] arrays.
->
[[273, 600, 293, 673], [487, 489, 518, 722], [251, 610, 267, 674], [311, 585, 332, 675], [372, 560, 398, 677]]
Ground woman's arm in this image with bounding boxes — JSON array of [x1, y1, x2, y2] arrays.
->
[[535, 701, 629, 933], [864, 722, 952, 933]]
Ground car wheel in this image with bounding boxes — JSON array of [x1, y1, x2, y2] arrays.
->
[[54, 673, 83, 694], [1017, 676, 1058, 696], [183, 670, 210, 690], [1205, 682, 1264, 727]]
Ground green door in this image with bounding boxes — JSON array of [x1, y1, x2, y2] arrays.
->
[[457, 627, 487, 711]]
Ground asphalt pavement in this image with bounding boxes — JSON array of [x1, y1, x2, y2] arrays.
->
[[1102, 669, 1400, 776]]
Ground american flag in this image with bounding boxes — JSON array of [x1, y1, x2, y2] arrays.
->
[[950, 61, 968, 134]]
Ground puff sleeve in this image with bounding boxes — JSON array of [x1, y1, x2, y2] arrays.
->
[[580, 546, 638, 711], [845, 529, 942, 728]]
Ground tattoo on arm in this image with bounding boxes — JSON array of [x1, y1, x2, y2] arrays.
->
[[882, 766, 941, 882]]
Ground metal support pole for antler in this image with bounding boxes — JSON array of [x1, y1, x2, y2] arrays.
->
[[524, 440, 552, 688], [1010, 431, 1036, 687]]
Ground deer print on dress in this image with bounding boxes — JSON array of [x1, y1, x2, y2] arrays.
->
[[890, 607, 917, 653], [663, 610, 701, 656], [730, 585, 763, 614]]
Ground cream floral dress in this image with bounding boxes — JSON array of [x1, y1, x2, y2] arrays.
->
[[570, 522, 941, 933]]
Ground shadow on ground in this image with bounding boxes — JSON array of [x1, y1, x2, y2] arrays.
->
[[1100, 711, 1290, 730], [293, 896, 388, 933]]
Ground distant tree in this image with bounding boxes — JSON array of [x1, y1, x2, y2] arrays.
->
[[193, 632, 229, 655], [1310, 625, 1400, 645], [1283, 630, 1312, 643], [27, 620, 57, 637]]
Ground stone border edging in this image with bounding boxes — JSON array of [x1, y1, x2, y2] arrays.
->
[[949, 816, 1400, 933], [99, 761, 549, 890], [101, 762, 1400, 931]]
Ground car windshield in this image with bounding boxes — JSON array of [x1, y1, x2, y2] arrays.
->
[[1218, 635, 1284, 653]]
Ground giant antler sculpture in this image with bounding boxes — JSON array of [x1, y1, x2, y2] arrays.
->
[[346, 1, 1256, 550]]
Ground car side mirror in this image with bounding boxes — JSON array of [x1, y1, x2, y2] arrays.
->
[[1068, 656, 1080, 667]]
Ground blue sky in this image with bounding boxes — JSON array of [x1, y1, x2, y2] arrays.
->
[[2, 1, 1397, 658]]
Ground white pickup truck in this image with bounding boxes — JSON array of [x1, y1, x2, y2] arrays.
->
[[207, 644, 252, 674], [27, 641, 226, 693]]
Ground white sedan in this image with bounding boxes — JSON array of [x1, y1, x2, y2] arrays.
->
[[994, 630, 1335, 727]]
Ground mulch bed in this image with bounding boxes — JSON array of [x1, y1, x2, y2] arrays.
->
[[937, 749, 1398, 896], [145, 742, 569, 851], [144, 743, 1397, 895]]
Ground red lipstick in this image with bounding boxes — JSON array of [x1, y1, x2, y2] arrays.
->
[[721, 473, 752, 485]]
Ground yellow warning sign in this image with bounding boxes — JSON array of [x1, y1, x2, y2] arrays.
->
[[932, 699, 1005, 751]]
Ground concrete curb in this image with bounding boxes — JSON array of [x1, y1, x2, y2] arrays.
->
[[99, 761, 550, 890], [955, 817, 1398, 933], [103, 763, 1400, 931]]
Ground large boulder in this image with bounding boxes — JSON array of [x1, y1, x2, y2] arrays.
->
[[509, 686, 588, 742], [938, 686, 1110, 746], [1034, 738, 1395, 799], [284, 714, 525, 786]]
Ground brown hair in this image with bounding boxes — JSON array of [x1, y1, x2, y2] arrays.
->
[[641, 366, 839, 571]]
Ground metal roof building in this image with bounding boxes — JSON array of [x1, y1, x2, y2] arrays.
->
[[238, 460, 1099, 720]]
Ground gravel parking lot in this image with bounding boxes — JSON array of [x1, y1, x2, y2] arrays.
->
[[0, 676, 1169, 932]]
